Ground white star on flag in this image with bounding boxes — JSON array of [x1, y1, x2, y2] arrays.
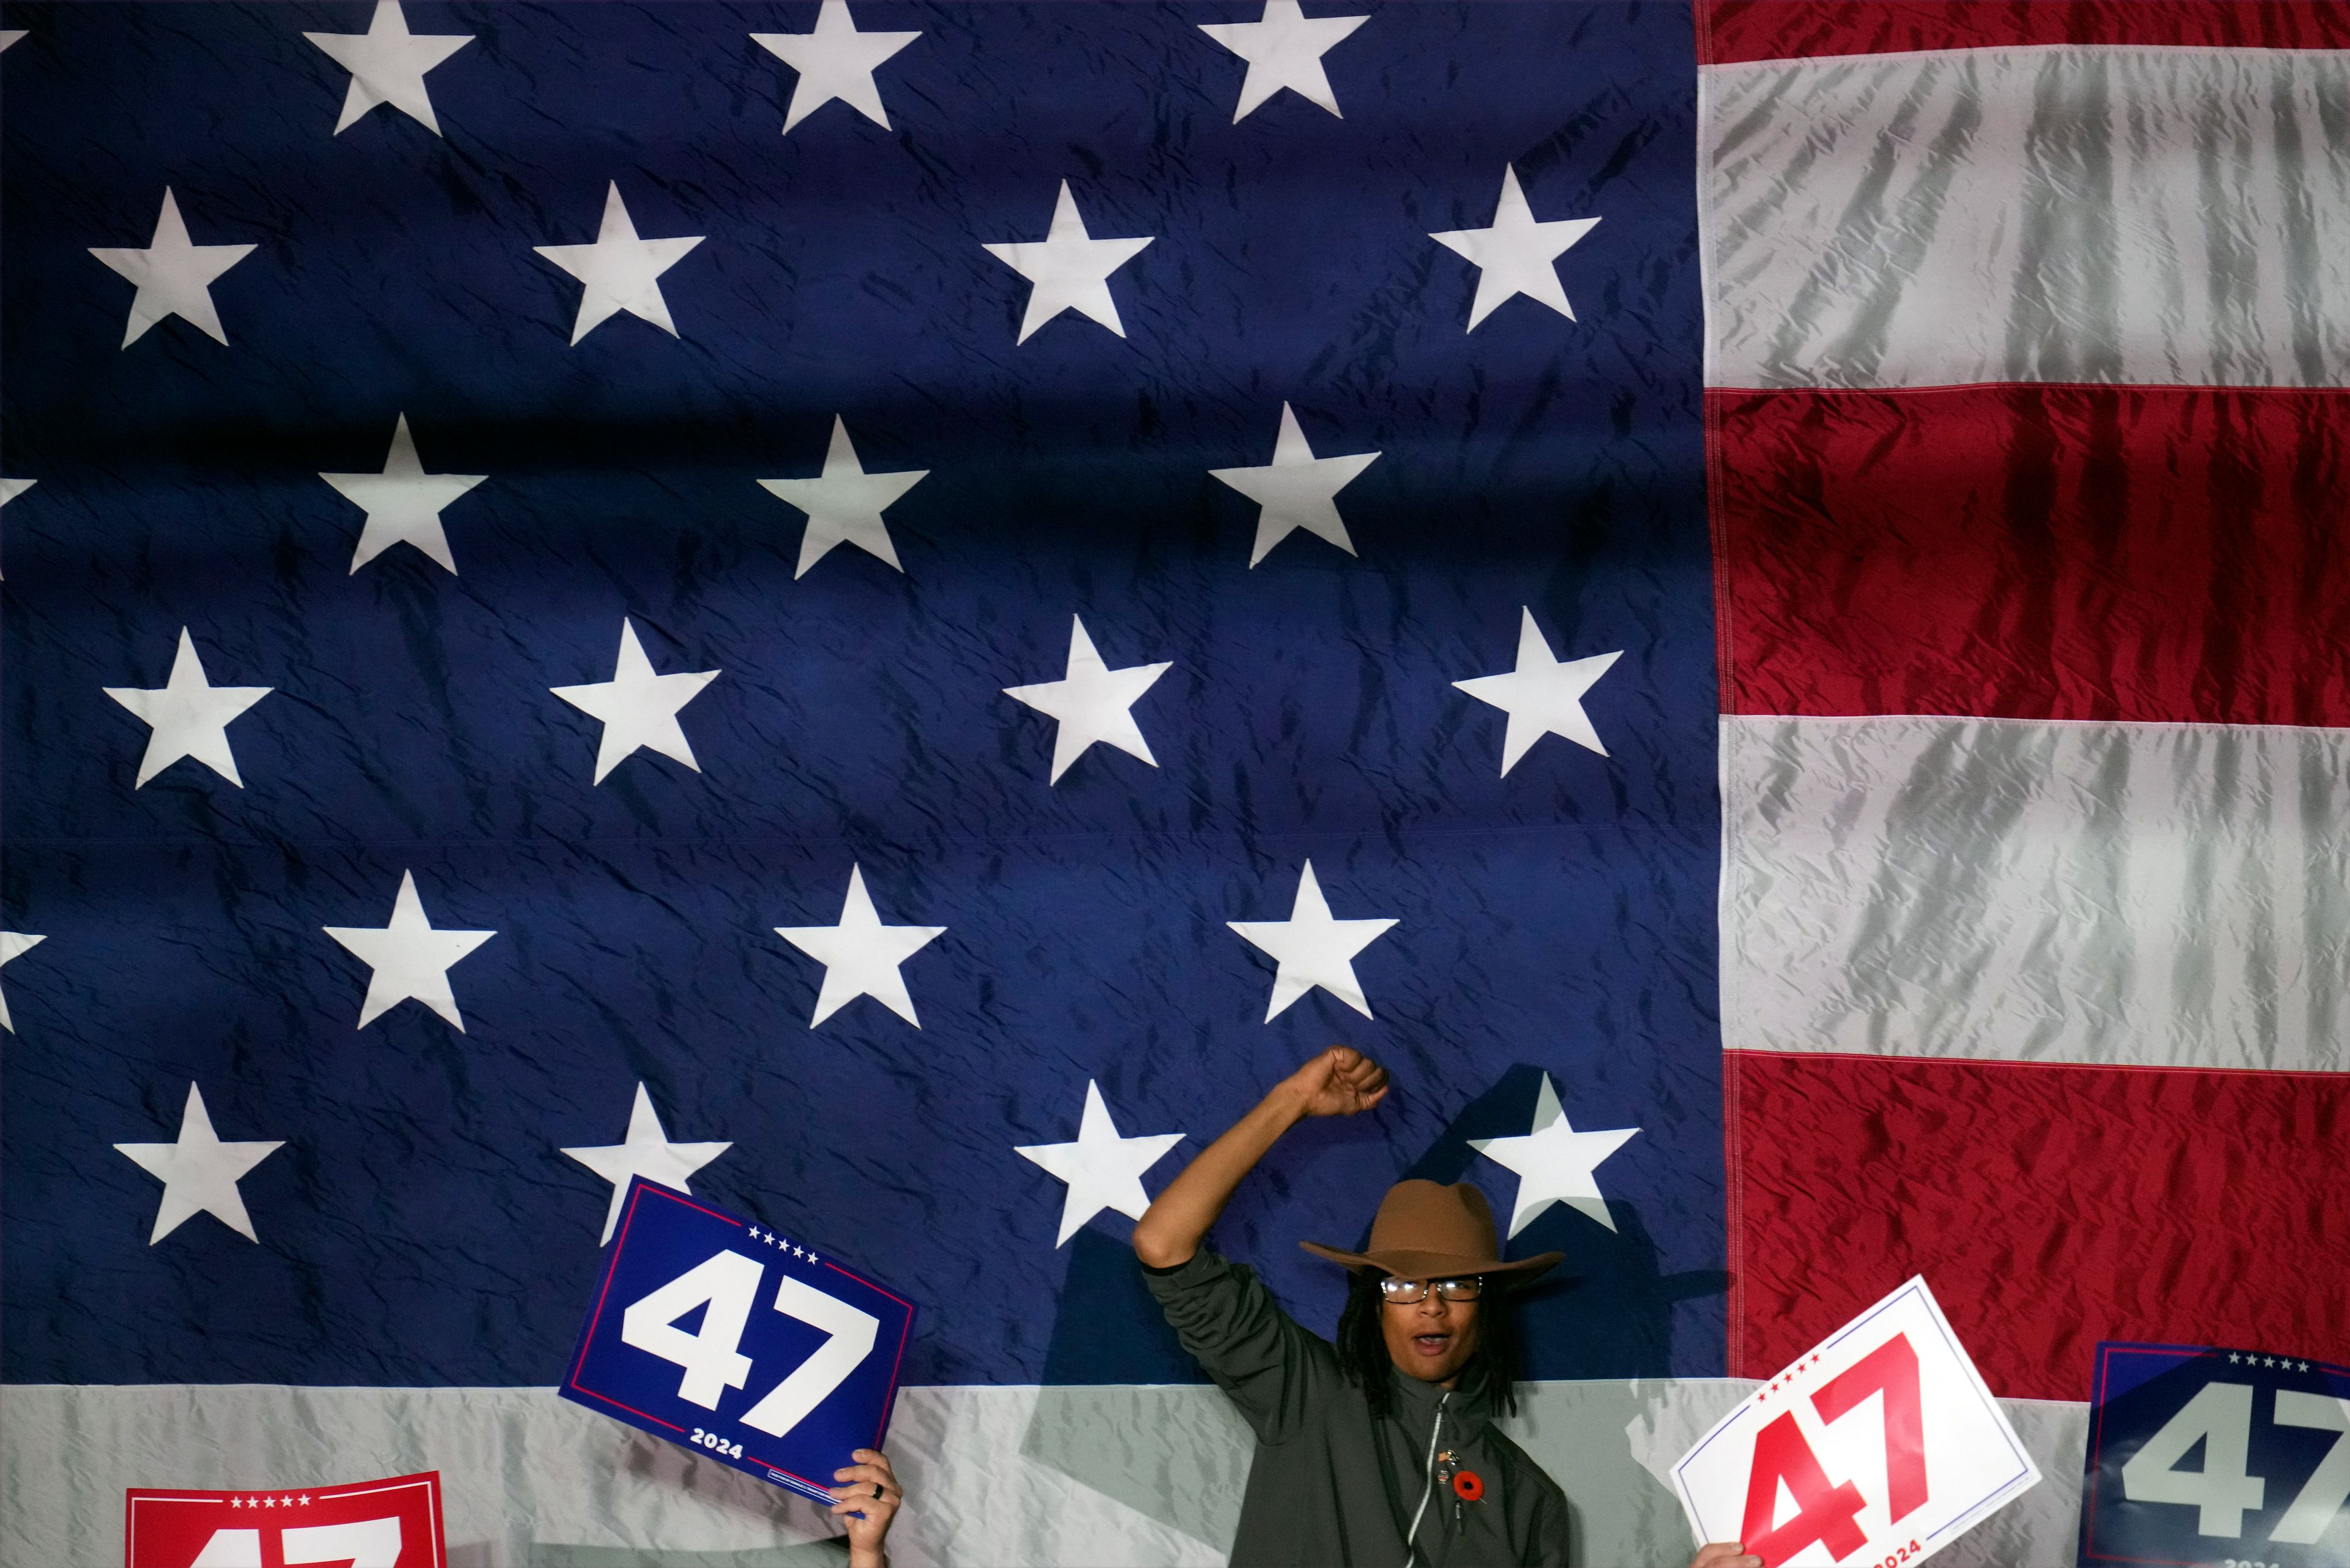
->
[[1429, 165, 1601, 330], [1003, 615, 1173, 784], [1471, 1072, 1640, 1236], [0, 931, 46, 1033], [1015, 1080, 1184, 1246], [1452, 606, 1622, 772], [757, 416, 929, 578], [983, 182, 1155, 343], [113, 1083, 285, 1244], [302, 0, 472, 136], [774, 865, 946, 1028], [534, 182, 706, 345], [1228, 860, 1398, 1020], [318, 413, 487, 575], [752, 0, 920, 134], [323, 869, 497, 1031], [1209, 401, 1381, 566], [103, 627, 274, 788], [550, 618, 721, 784], [1198, 1, 1367, 122], [561, 1083, 733, 1244], [89, 188, 257, 348]]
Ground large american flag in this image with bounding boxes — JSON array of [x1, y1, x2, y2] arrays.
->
[[3, 3, 2343, 1564]]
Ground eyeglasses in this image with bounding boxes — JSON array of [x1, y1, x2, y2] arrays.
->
[[1379, 1277, 1483, 1304]]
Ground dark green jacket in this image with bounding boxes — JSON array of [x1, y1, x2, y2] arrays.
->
[[1146, 1247, 1571, 1568]]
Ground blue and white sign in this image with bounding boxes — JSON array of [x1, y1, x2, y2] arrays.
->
[[561, 1176, 917, 1504], [2078, 1342, 2350, 1567]]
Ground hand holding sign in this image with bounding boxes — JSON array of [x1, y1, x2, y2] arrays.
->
[[1674, 1277, 2039, 1568], [830, 1447, 903, 1568], [562, 1176, 917, 1506], [1690, 1545, 1766, 1568]]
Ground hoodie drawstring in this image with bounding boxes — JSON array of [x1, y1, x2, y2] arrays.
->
[[1401, 1391, 1450, 1568]]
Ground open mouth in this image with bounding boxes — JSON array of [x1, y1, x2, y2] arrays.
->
[[1411, 1333, 1453, 1357]]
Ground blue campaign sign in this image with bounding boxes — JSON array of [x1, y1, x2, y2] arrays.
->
[[561, 1176, 917, 1504], [2078, 1342, 2350, 1567]]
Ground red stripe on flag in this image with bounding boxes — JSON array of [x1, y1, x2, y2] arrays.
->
[[1726, 1050, 2350, 1402], [1699, 1, 2350, 65], [1711, 384, 2350, 725]]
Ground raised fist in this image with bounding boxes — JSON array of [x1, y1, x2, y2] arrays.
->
[[1281, 1045, 1390, 1119]]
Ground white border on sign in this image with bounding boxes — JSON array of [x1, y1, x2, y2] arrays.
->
[[125, 1472, 442, 1565]]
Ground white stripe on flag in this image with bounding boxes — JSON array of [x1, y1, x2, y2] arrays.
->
[[1721, 714, 2350, 1072], [2, 1379, 2087, 1566], [1, 1383, 1231, 1567], [1702, 45, 2350, 390]]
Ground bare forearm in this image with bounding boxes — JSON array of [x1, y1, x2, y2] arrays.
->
[[1134, 1045, 1389, 1268], [1132, 1081, 1306, 1267]]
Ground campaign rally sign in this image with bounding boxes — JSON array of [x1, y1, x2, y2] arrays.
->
[[1674, 1277, 2039, 1568], [2077, 1342, 2350, 1567], [561, 1176, 917, 1504], [124, 1471, 445, 1567]]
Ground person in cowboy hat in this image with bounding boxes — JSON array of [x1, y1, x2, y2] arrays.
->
[[1135, 1045, 1759, 1568]]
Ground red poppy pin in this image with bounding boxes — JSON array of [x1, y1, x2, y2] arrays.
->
[[1452, 1469, 1485, 1503]]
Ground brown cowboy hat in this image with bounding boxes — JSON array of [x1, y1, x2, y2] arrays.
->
[[1300, 1179, 1562, 1282]]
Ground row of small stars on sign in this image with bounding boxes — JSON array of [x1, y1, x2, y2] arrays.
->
[[226, 1493, 312, 1508], [1756, 1351, 1824, 1403], [1750, 1349, 2325, 1407], [747, 1225, 820, 1265]]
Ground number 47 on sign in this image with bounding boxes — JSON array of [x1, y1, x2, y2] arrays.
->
[[1673, 1277, 2042, 1568], [561, 1176, 917, 1506]]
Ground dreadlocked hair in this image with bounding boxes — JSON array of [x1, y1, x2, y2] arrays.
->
[[1334, 1270, 1523, 1421]]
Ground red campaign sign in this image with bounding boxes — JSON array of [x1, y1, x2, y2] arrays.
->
[[1672, 1277, 2040, 1568], [124, 1471, 446, 1568]]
